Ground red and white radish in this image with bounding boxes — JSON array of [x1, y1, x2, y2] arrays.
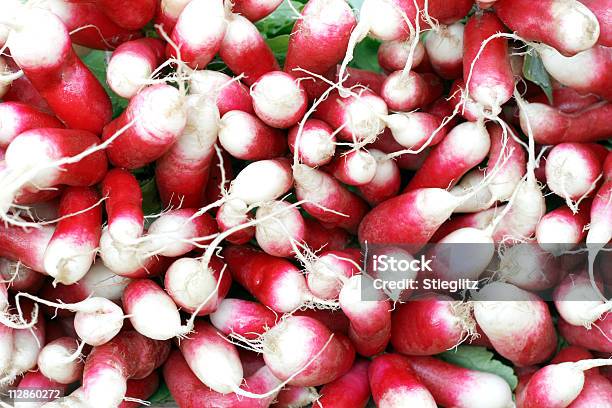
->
[[251, 71, 307, 128]]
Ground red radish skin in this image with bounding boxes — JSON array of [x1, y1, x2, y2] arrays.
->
[[43, 187, 102, 285], [154, 0, 191, 34], [494, 0, 600, 56], [317, 359, 370, 408], [358, 149, 401, 205], [189, 70, 254, 115], [537, 202, 591, 255], [272, 385, 319, 408], [328, 149, 378, 186], [218, 110, 287, 160], [559, 316, 612, 353], [216, 200, 256, 245], [378, 40, 425, 73], [255, 201, 306, 257], [302, 218, 350, 252], [538, 45, 612, 100], [2, 65, 52, 113], [6, 8, 112, 133], [406, 356, 514, 408], [120, 372, 160, 408], [37, 336, 84, 384], [81, 331, 170, 408], [262, 315, 356, 387], [368, 353, 437, 408], [463, 12, 514, 112], [251, 71, 307, 128], [306, 248, 361, 300], [385, 111, 447, 150], [219, 15, 280, 85], [448, 79, 484, 121], [371, 129, 431, 171], [0, 102, 63, 148], [474, 282, 557, 366], [391, 295, 475, 356], [404, 121, 491, 192], [210, 298, 278, 339], [338, 67, 388, 94], [425, 22, 464, 79], [163, 350, 282, 408], [292, 309, 351, 336], [101, 169, 144, 245], [15, 371, 67, 405], [0, 224, 54, 273], [294, 164, 369, 233], [167, 0, 228, 69], [288, 119, 336, 167], [106, 38, 166, 99], [381, 71, 444, 112], [528, 86, 601, 114], [581, 0, 612, 46], [102, 84, 187, 169], [566, 372, 612, 408], [90, 0, 156, 30], [232, 0, 284, 22]]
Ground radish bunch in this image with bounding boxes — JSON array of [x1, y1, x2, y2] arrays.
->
[[0, 0, 610, 407]]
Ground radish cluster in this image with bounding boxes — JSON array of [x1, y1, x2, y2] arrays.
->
[[0, 0, 610, 407]]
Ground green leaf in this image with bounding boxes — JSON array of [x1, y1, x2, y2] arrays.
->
[[148, 382, 173, 404], [350, 37, 382, 73], [438, 346, 518, 390], [81, 50, 129, 118], [255, 1, 303, 38], [348, 0, 364, 10], [266, 34, 290, 55], [139, 177, 162, 224], [523, 51, 553, 103]]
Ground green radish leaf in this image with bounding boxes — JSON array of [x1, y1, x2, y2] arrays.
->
[[266, 34, 291, 66], [139, 177, 162, 225], [148, 381, 173, 404], [81, 50, 129, 118], [256, 1, 303, 38], [523, 51, 553, 103], [350, 37, 383, 73], [438, 346, 518, 390]]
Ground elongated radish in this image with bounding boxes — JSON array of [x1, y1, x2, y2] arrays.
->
[[494, 0, 600, 56], [0, 102, 63, 149], [255, 200, 305, 257], [369, 353, 437, 408], [406, 355, 514, 408], [232, 0, 283, 22], [463, 12, 514, 112], [106, 38, 166, 99], [358, 149, 401, 205], [189, 70, 254, 115], [404, 121, 491, 192], [554, 273, 611, 328], [155, 95, 219, 208], [210, 298, 277, 339], [167, 0, 228, 68], [4, 7, 112, 133], [385, 111, 447, 150], [251, 71, 307, 128], [559, 316, 612, 353], [229, 158, 294, 205], [473, 282, 557, 366], [425, 22, 464, 79], [0, 223, 54, 273], [380, 71, 443, 112], [102, 84, 187, 169], [164, 256, 231, 315], [294, 164, 369, 233], [317, 359, 370, 408], [391, 295, 475, 355], [43, 187, 102, 285], [101, 169, 144, 245], [328, 149, 378, 186], [378, 40, 425, 73], [218, 110, 287, 160], [80, 330, 170, 408], [288, 119, 336, 167], [219, 15, 279, 85], [37, 337, 84, 384]]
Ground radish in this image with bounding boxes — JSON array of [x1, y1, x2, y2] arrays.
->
[[368, 353, 437, 408], [294, 164, 369, 233], [495, 243, 563, 291], [232, 0, 283, 22], [384, 111, 448, 151], [228, 158, 294, 205], [538, 202, 591, 256], [317, 359, 370, 408], [155, 94, 220, 208], [339, 275, 392, 356], [189, 70, 254, 115], [255, 200, 305, 257], [463, 12, 514, 113], [102, 84, 187, 169], [371, 129, 431, 170], [155, 0, 191, 34], [163, 350, 282, 408], [554, 272, 612, 328], [218, 110, 287, 160], [0, 102, 63, 149], [328, 149, 378, 186], [527, 85, 602, 114], [272, 386, 319, 408], [448, 79, 486, 122], [404, 121, 491, 192], [14, 371, 67, 408], [88, 0, 156, 30], [164, 255, 231, 316], [306, 248, 361, 300], [559, 316, 612, 353], [338, 67, 387, 94], [425, 22, 464, 79], [303, 218, 350, 252], [0, 223, 54, 273], [0, 259, 44, 293], [209, 298, 278, 339], [216, 199, 256, 244], [219, 15, 279, 85], [3, 6, 112, 133], [538, 45, 612, 100], [520, 359, 612, 408], [167, 0, 228, 68], [587, 175, 612, 246], [391, 294, 475, 356], [37, 336, 85, 384], [380, 71, 443, 112], [378, 40, 425, 73], [101, 169, 144, 245], [287, 119, 336, 167], [406, 356, 514, 408], [106, 38, 166, 99], [80, 330, 170, 408], [494, 0, 600, 56], [581, 0, 612, 46], [358, 149, 401, 205], [251, 71, 307, 128], [473, 282, 557, 366], [43, 187, 102, 285]]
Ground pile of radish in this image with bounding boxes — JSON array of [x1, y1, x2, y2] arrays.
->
[[0, 0, 611, 407]]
